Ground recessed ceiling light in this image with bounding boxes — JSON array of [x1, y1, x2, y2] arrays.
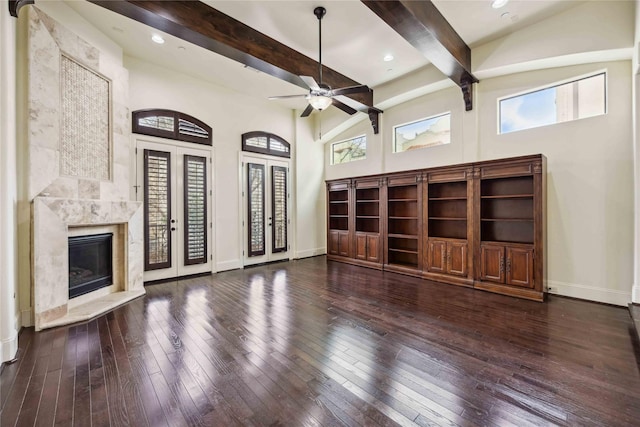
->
[[151, 34, 165, 44], [383, 54, 394, 62], [491, 0, 509, 9]]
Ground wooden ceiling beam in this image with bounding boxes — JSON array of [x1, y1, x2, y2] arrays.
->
[[362, 0, 478, 110], [89, 0, 374, 109]]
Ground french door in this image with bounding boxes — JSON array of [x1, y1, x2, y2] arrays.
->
[[242, 155, 290, 266], [136, 140, 213, 281]]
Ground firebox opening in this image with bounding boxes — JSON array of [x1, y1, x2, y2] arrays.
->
[[68, 233, 113, 299]]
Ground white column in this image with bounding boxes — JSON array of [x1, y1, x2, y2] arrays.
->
[[0, 6, 19, 363]]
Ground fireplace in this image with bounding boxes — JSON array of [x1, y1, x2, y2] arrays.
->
[[68, 233, 113, 299]]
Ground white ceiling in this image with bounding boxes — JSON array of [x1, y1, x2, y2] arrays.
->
[[63, 0, 585, 110]]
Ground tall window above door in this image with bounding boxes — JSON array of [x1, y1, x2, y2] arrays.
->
[[133, 109, 212, 145], [242, 131, 291, 158]]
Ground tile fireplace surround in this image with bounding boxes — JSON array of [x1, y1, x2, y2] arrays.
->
[[32, 198, 144, 331]]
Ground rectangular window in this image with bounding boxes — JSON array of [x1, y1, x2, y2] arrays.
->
[[331, 135, 366, 165], [499, 72, 606, 134], [393, 113, 451, 153]]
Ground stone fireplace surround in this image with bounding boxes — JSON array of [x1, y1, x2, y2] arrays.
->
[[26, 8, 144, 330], [33, 198, 144, 330]]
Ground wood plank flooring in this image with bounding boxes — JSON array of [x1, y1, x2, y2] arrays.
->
[[2, 256, 640, 426]]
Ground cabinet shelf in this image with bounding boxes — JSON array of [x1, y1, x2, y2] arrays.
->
[[429, 217, 467, 221], [329, 200, 348, 204], [481, 194, 533, 199], [389, 216, 418, 220], [330, 215, 349, 218], [481, 218, 533, 222], [357, 200, 379, 203], [429, 197, 467, 201], [388, 198, 418, 202], [356, 216, 379, 219], [388, 248, 418, 255], [388, 233, 418, 239]]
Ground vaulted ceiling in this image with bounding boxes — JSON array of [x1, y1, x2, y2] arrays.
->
[[61, 0, 584, 119]]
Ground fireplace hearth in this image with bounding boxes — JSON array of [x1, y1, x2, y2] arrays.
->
[[68, 233, 113, 298]]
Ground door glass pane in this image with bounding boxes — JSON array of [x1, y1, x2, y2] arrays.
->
[[272, 166, 287, 253], [184, 155, 207, 265], [248, 163, 265, 256], [144, 150, 171, 270]]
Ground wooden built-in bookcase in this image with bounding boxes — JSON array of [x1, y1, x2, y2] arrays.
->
[[326, 154, 546, 301]]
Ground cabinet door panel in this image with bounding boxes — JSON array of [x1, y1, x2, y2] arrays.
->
[[427, 239, 446, 273], [338, 231, 350, 257], [328, 231, 340, 255], [447, 242, 467, 277], [480, 245, 505, 283], [355, 233, 367, 260], [506, 246, 534, 288], [366, 234, 380, 263]]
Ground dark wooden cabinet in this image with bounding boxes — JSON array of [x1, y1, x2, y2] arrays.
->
[[327, 178, 382, 269], [428, 238, 468, 277], [326, 154, 546, 301], [386, 174, 422, 275], [356, 232, 380, 263], [474, 156, 544, 300]]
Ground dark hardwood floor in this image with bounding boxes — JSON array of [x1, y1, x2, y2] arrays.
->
[[2, 256, 640, 426]]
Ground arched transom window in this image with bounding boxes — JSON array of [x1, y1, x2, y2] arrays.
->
[[242, 131, 290, 158], [132, 109, 212, 146]]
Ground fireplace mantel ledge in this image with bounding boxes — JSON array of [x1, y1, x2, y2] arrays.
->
[[38, 289, 145, 330]]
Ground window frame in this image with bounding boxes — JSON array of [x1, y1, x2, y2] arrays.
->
[[497, 70, 607, 135], [392, 112, 452, 153], [330, 134, 367, 165], [132, 109, 212, 146], [241, 131, 291, 158]]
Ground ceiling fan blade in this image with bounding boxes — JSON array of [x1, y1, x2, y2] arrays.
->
[[300, 104, 314, 117], [268, 94, 308, 100], [300, 76, 321, 91], [332, 99, 357, 115], [334, 95, 365, 112], [331, 85, 371, 96]]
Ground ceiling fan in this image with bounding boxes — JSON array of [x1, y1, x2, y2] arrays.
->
[[268, 6, 372, 117]]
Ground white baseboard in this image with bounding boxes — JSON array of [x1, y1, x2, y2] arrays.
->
[[21, 309, 33, 327], [632, 283, 640, 304], [295, 247, 326, 259], [216, 259, 242, 272], [1, 328, 18, 364], [546, 280, 631, 306]]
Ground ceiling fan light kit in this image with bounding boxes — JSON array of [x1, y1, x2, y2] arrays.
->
[[309, 95, 332, 110]]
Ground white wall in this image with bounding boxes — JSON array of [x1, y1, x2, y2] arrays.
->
[[126, 56, 319, 270], [1, 5, 19, 363]]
